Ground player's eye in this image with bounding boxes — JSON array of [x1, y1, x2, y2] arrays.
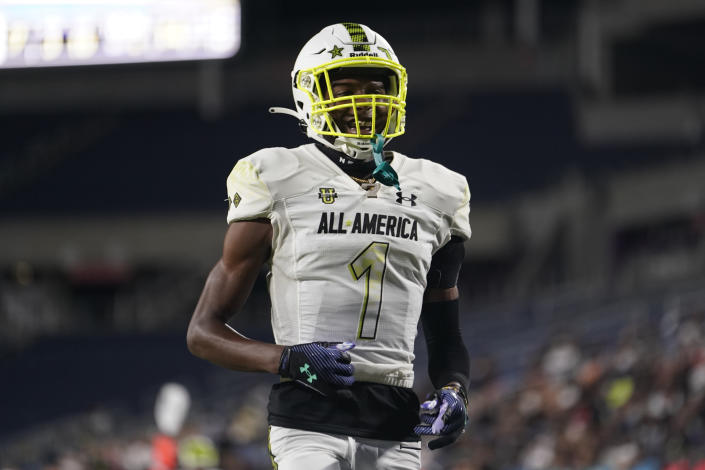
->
[[332, 88, 352, 98]]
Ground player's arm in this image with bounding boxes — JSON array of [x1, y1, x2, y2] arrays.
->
[[422, 236, 469, 389], [186, 219, 283, 373], [415, 236, 470, 449], [187, 218, 354, 395]]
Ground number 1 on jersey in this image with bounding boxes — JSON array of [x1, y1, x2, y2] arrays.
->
[[348, 241, 390, 339]]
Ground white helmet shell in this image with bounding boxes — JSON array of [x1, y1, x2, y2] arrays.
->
[[289, 23, 407, 158]]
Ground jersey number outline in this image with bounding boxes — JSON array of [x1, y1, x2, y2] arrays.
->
[[348, 241, 390, 339]]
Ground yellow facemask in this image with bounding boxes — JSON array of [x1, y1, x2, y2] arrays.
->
[[295, 56, 407, 140]]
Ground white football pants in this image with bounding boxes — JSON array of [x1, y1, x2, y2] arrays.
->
[[268, 425, 421, 470]]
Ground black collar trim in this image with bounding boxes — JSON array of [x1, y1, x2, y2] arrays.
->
[[314, 143, 376, 179]]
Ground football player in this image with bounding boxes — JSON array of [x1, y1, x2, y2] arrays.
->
[[187, 23, 471, 470]]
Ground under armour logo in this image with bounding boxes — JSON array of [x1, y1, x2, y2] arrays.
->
[[396, 192, 417, 206], [300, 363, 317, 383]]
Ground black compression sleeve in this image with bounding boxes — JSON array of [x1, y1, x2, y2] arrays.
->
[[426, 236, 465, 289], [420, 298, 470, 390]]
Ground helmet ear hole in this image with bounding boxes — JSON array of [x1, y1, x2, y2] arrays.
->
[[296, 100, 304, 110]]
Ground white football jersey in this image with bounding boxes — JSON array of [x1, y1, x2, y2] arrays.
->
[[226, 144, 471, 388]]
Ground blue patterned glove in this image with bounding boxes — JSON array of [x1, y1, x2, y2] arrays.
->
[[279, 342, 355, 396], [414, 383, 468, 449]]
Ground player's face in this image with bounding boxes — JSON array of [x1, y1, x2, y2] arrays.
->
[[325, 71, 389, 136]]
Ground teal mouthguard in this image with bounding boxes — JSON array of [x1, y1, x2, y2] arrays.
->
[[371, 133, 400, 190]]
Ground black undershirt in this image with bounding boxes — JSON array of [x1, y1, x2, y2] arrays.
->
[[268, 382, 420, 441]]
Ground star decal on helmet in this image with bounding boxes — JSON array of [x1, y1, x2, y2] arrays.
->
[[328, 45, 343, 58]]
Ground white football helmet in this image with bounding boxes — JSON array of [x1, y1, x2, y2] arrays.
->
[[271, 23, 407, 158]]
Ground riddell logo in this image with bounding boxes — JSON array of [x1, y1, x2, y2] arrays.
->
[[349, 52, 378, 57]]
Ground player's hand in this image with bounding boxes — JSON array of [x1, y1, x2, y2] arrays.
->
[[414, 383, 468, 450], [278, 342, 355, 397]]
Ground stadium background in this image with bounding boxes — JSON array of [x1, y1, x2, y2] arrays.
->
[[2, 0, 705, 468]]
